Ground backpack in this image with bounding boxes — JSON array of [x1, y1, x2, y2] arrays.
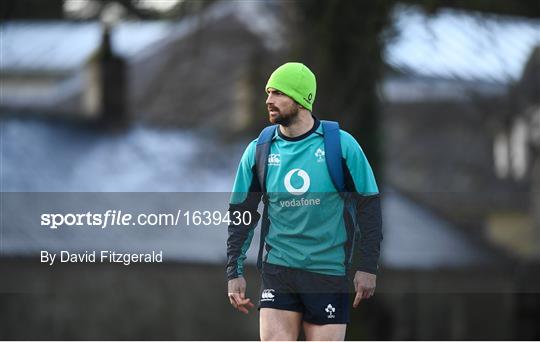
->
[[253, 120, 359, 270]]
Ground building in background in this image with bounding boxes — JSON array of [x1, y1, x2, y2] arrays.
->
[[1, 1, 282, 136], [382, 5, 540, 258]]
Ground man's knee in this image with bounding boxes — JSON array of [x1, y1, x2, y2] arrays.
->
[[303, 321, 347, 341], [260, 328, 297, 341], [260, 308, 301, 341]]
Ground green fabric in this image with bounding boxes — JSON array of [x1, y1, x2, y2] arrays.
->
[[230, 126, 379, 276], [236, 228, 254, 276], [265, 62, 317, 111]]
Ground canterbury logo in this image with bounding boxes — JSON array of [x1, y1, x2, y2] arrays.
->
[[284, 168, 310, 196], [268, 153, 280, 165], [261, 289, 275, 301]]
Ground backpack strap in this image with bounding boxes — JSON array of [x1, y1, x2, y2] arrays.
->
[[321, 120, 345, 193], [255, 125, 278, 193], [321, 121, 361, 271], [254, 124, 277, 270]]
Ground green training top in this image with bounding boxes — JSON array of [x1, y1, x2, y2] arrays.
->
[[229, 118, 379, 276]]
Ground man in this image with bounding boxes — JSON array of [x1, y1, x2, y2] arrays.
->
[[226, 62, 382, 341]]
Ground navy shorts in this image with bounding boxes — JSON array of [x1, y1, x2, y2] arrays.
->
[[258, 262, 350, 324]]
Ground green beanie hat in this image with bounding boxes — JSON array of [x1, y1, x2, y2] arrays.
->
[[265, 62, 317, 111]]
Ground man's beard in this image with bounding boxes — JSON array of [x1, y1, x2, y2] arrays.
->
[[268, 105, 300, 127]]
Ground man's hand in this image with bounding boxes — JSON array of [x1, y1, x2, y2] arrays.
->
[[353, 271, 376, 308], [227, 276, 254, 314]]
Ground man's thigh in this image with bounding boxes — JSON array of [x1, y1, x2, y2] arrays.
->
[[303, 321, 347, 341], [260, 308, 302, 341]]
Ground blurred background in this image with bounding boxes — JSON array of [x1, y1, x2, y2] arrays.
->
[[1, 0, 540, 339]]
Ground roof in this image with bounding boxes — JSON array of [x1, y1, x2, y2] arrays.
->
[[386, 5, 540, 84], [1, 21, 174, 73], [0, 0, 281, 74], [380, 189, 496, 269], [4, 2, 538, 85]]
